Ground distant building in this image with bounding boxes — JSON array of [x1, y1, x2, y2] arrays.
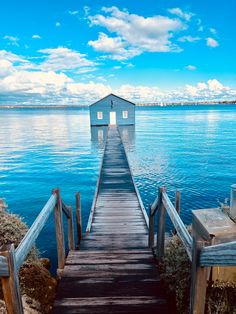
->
[[89, 94, 135, 126]]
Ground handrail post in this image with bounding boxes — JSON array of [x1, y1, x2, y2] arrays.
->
[[156, 187, 166, 260], [67, 206, 75, 250], [148, 204, 154, 248], [190, 226, 208, 314], [76, 192, 82, 249], [0, 244, 23, 314], [173, 190, 180, 235], [52, 188, 65, 275]]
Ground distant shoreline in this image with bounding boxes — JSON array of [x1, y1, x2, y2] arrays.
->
[[0, 100, 236, 109]]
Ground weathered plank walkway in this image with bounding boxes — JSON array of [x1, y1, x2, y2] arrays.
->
[[53, 126, 169, 313]]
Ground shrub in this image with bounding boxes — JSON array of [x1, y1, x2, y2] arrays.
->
[[0, 210, 57, 313], [160, 232, 236, 313]]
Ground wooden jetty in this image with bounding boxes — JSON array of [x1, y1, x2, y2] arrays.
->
[[52, 126, 169, 313], [1, 127, 236, 314]]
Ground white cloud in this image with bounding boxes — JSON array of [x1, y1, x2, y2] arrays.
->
[[168, 8, 194, 21], [116, 84, 165, 102], [178, 36, 200, 42], [83, 6, 90, 16], [76, 67, 98, 74], [185, 65, 197, 71], [209, 28, 217, 35], [3, 35, 20, 46], [32, 35, 41, 39], [38, 47, 96, 71], [0, 60, 14, 77], [0, 50, 28, 64], [88, 32, 126, 53], [206, 37, 219, 48], [113, 65, 121, 70], [0, 50, 235, 105], [67, 81, 112, 101], [88, 6, 186, 60], [0, 70, 71, 94], [68, 10, 79, 16], [3, 35, 19, 42], [55, 22, 61, 27], [88, 32, 141, 60], [184, 79, 233, 99]]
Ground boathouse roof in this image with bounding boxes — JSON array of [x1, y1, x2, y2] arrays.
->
[[89, 93, 136, 107]]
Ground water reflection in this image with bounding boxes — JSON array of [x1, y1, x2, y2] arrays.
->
[[90, 126, 108, 148], [119, 125, 135, 148], [90, 125, 135, 150]]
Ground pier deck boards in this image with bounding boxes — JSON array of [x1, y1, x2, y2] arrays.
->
[[53, 127, 169, 313]]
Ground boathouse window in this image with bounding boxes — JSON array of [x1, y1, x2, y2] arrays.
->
[[97, 112, 103, 119], [122, 111, 128, 119]]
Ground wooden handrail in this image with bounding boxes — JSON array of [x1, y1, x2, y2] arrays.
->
[[15, 194, 57, 271], [150, 194, 159, 216], [86, 133, 107, 232], [119, 127, 149, 227], [200, 240, 236, 266], [0, 188, 76, 313], [162, 192, 192, 260], [62, 201, 71, 218], [150, 186, 236, 314]]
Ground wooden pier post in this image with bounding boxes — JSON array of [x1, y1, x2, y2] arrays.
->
[[190, 237, 208, 314], [0, 244, 23, 314], [76, 192, 82, 248], [52, 189, 65, 274], [156, 187, 166, 260], [173, 191, 180, 235], [230, 184, 236, 220], [148, 204, 154, 248], [67, 206, 75, 251]]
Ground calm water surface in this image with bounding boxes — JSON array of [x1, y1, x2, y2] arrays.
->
[[0, 105, 236, 271]]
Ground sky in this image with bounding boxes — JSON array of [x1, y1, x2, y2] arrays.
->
[[0, 0, 236, 105]]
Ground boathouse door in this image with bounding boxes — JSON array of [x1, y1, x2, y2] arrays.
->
[[110, 112, 116, 125]]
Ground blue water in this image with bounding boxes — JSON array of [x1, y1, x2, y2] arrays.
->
[[0, 105, 236, 272]]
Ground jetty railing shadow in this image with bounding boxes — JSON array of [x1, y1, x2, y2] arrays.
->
[[0, 189, 82, 314], [149, 187, 236, 314]]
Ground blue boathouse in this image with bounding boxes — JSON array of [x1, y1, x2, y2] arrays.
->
[[89, 93, 135, 126]]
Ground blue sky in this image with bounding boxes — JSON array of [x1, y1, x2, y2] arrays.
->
[[0, 0, 235, 105]]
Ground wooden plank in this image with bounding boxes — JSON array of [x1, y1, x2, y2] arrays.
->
[[53, 296, 167, 306], [53, 127, 168, 313]]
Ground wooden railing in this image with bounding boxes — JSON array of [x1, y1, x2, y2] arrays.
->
[[149, 187, 236, 314], [86, 135, 107, 233], [0, 189, 82, 314]]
